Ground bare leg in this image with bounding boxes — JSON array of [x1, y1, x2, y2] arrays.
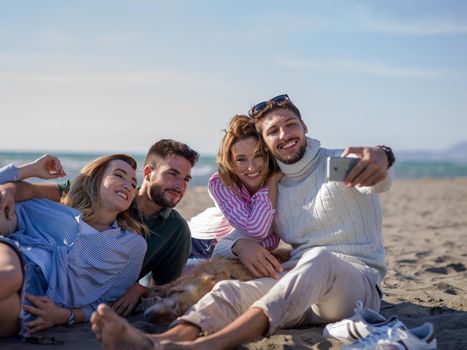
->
[[150, 323, 200, 342], [0, 242, 23, 337], [160, 307, 269, 350], [0, 293, 21, 337], [91, 304, 201, 350]]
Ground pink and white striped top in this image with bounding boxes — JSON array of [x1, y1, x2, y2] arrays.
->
[[189, 172, 279, 250]]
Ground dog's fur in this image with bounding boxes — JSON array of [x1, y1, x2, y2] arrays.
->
[[138, 257, 255, 324]]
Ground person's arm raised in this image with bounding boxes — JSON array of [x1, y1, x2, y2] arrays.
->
[[16, 154, 66, 181], [342, 146, 394, 188], [0, 154, 65, 217]]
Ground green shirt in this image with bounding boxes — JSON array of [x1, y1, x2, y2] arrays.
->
[[57, 182, 191, 285], [129, 200, 191, 285]]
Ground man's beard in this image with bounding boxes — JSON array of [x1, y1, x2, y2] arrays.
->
[[274, 141, 307, 164], [149, 184, 181, 208]]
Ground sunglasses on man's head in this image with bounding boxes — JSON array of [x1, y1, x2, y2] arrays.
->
[[249, 94, 290, 118]]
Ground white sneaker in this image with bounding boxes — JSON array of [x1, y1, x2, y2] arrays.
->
[[323, 300, 398, 342], [341, 320, 437, 350]]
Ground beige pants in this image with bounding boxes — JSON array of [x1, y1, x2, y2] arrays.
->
[[175, 247, 382, 336]]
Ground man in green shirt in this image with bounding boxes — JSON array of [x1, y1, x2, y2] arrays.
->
[[111, 139, 199, 315]]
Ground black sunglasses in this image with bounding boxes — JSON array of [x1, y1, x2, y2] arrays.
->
[[249, 94, 290, 118]]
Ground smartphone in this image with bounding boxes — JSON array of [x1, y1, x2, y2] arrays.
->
[[327, 157, 359, 182]]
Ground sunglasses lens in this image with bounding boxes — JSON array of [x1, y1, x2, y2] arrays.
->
[[270, 94, 288, 104], [250, 94, 289, 118], [252, 102, 268, 114]]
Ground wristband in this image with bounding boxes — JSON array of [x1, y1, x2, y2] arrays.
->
[[379, 145, 395, 168], [65, 309, 77, 326]]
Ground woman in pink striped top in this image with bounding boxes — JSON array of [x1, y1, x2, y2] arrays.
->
[[189, 115, 282, 263]]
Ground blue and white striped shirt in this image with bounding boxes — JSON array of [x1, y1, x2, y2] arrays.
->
[[0, 164, 147, 320]]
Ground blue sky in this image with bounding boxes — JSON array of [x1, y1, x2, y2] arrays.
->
[[1, 0, 466, 155]]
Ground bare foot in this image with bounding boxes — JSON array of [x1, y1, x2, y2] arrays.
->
[[91, 304, 154, 350]]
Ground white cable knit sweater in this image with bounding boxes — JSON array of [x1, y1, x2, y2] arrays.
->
[[214, 137, 391, 279], [275, 137, 390, 278]]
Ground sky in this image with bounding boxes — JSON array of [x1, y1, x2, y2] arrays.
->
[[1, 0, 466, 155]]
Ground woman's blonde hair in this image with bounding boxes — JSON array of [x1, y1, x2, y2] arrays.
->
[[63, 154, 147, 235], [217, 115, 277, 189]]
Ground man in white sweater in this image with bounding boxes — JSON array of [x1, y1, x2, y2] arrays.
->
[[90, 95, 394, 350]]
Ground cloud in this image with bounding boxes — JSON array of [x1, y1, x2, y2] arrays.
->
[[276, 56, 461, 80], [365, 18, 467, 36], [249, 6, 467, 37]]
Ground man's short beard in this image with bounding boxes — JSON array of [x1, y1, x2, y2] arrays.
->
[[149, 184, 179, 208], [275, 140, 307, 164]]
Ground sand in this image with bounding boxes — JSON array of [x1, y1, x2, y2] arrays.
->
[[1, 178, 466, 349]]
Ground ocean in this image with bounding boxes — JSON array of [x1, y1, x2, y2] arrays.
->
[[1, 151, 467, 186], [0, 151, 216, 187]]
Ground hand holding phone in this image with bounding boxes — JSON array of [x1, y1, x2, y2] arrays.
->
[[327, 157, 359, 182]]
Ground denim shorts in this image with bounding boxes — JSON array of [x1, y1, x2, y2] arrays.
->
[[0, 236, 48, 336]]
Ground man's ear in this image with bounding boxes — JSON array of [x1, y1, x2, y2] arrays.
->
[[143, 164, 153, 180], [300, 120, 308, 134]]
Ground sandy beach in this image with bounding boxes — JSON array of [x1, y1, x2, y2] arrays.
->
[[1, 178, 466, 349]]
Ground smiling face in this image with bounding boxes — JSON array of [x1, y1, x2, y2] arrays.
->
[[99, 159, 138, 214], [145, 155, 192, 209], [231, 136, 268, 194], [257, 108, 308, 164]]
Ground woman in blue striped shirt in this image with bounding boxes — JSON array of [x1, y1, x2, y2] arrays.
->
[[0, 154, 147, 337]]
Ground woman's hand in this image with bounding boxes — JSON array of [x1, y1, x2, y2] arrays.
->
[[232, 239, 283, 279], [266, 170, 283, 209], [270, 248, 291, 263], [111, 283, 149, 316], [23, 294, 69, 333], [267, 170, 284, 186], [17, 154, 66, 181]]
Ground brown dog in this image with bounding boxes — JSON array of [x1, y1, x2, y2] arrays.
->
[[138, 257, 255, 324]]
